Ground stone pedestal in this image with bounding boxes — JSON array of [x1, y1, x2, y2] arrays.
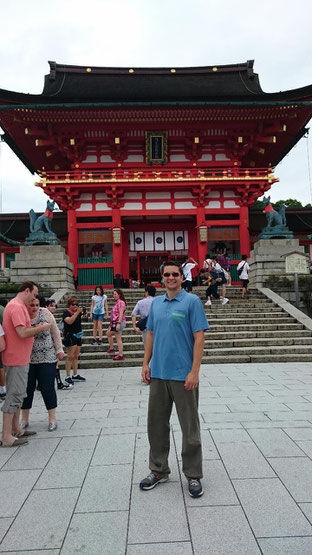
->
[[10, 245, 75, 291], [249, 238, 305, 288]]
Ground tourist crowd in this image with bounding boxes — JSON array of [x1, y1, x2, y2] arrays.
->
[[0, 255, 249, 450]]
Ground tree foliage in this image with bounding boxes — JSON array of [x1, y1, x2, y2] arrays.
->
[[253, 198, 311, 208]]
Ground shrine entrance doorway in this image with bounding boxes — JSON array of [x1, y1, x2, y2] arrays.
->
[[129, 252, 186, 285]]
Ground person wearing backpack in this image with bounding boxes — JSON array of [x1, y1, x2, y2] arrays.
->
[[181, 257, 198, 293], [237, 255, 250, 298]]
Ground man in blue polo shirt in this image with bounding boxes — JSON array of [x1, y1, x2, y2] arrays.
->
[[140, 261, 209, 497]]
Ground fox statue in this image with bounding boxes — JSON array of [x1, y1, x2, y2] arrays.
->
[[29, 200, 56, 234]]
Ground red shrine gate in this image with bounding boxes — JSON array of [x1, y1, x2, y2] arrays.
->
[[0, 60, 311, 287]]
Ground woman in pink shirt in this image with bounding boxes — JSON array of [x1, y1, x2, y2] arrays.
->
[[106, 289, 126, 361]]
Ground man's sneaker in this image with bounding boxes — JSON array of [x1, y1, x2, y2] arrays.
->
[[91, 339, 97, 345], [188, 478, 204, 498], [97, 339, 102, 345], [107, 348, 115, 354], [221, 297, 229, 305], [58, 382, 73, 390], [140, 472, 169, 490], [205, 300, 211, 306], [65, 377, 74, 386], [72, 374, 86, 381]]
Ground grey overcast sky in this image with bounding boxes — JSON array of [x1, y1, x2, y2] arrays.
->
[[0, 0, 311, 213]]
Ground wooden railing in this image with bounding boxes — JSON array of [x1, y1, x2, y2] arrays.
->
[[40, 166, 275, 185]]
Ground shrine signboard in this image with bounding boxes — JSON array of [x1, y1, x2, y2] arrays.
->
[[285, 252, 309, 274]]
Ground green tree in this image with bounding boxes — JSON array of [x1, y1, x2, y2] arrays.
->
[[273, 199, 303, 208]]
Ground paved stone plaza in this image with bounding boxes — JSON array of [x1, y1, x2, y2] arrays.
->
[[0, 362, 312, 554]]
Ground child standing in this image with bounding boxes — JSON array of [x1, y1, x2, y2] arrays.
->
[[90, 286, 108, 345]]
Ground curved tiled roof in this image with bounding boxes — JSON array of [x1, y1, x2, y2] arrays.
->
[[0, 60, 311, 105]]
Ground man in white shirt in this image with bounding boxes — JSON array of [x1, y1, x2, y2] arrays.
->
[[131, 285, 156, 345], [181, 257, 198, 293], [237, 255, 250, 298]]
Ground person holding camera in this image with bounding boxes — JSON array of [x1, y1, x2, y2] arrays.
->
[[62, 297, 86, 385], [106, 289, 126, 361]]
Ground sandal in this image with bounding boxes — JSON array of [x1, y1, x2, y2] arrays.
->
[[13, 430, 37, 438], [0, 438, 29, 448]]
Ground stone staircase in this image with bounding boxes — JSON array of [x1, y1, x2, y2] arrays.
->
[[55, 287, 312, 368]]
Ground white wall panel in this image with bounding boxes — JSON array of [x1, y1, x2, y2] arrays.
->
[[121, 203, 143, 210], [134, 232, 144, 251], [125, 155, 144, 162], [95, 203, 110, 211], [123, 192, 142, 199], [154, 232, 165, 251], [224, 200, 238, 208], [223, 190, 238, 197], [174, 202, 194, 209], [174, 231, 184, 250], [146, 192, 171, 199], [170, 154, 187, 161], [205, 201, 221, 208], [82, 155, 97, 163], [78, 193, 92, 200], [198, 153, 213, 161], [77, 203, 92, 211], [95, 193, 109, 199], [174, 191, 193, 198], [165, 231, 174, 250], [146, 202, 171, 210], [100, 155, 114, 162], [145, 232, 154, 251], [129, 232, 134, 251]]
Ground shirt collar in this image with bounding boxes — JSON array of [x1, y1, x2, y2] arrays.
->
[[163, 288, 185, 302]]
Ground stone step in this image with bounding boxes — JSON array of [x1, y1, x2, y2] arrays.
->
[[59, 351, 312, 369], [207, 330, 312, 339], [206, 345, 312, 356], [74, 336, 312, 356], [210, 323, 305, 331], [79, 328, 311, 344], [56, 287, 312, 367], [63, 343, 312, 362]]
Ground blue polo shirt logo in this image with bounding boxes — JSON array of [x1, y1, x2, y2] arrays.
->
[[171, 311, 186, 323]]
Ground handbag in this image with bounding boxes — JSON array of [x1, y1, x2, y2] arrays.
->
[[137, 317, 148, 331]]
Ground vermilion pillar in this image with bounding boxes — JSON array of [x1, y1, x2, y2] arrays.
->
[[196, 207, 207, 268], [67, 209, 78, 280], [239, 206, 250, 257], [112, 208, 122, 276]]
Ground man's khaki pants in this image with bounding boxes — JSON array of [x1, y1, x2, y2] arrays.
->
[[147, 378, 203, 479]]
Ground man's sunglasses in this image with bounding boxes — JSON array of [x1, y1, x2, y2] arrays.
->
[[163, 272, 180, 277], [71, 303, 79, 306]]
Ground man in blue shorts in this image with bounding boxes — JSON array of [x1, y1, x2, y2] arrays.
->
[[140, 261, 209, 497]]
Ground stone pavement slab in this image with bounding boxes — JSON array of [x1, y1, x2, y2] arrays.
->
[[0, 488, 79, 551], [127, 543, 193, 554], [233, 478, 312, 537], [0, 469, 41, 518], [0, 362, 312, 554], [0, 520, 13, 544], [61, 511, 128, 555], [258, 537, 312, 554], [188, 506, 261, 555], [128, 482, 189, 544], [268, 457, 312, 502], [76, 463, 132, 512]]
